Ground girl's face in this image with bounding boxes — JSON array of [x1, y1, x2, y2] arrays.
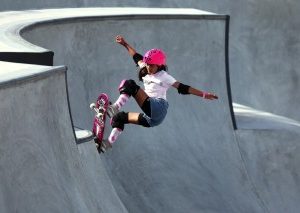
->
[[146, 64, 158, 74]]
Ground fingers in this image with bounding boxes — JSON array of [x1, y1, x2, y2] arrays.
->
[[209, 93, 218, 100], [115, 35, 125, 45], [204, 92, 218, 100], [115, 35, 121, 43], [116, 35, 122, 41]]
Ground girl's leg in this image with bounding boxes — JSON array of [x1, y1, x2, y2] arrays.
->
[[112, 88, 148, 109], [108, 112, 149, 144], [133, 89, 149, 109], [107, 80, 150, 145], [128, 112, 146, 124], [113, 94, 130, 110], [112, 79, 148, 111]]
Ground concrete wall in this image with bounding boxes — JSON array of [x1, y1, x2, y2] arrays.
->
[[0, 62, 127, 213], [1, 5, 300, 213], [236, 129, 300, 213], [21, 16, 231, 129], [4, 0, 299, 122], [21, 16, 266, 212]]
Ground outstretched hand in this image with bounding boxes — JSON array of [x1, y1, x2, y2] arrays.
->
[[203, 92, 218, 100], [116, 35, 126, 46]]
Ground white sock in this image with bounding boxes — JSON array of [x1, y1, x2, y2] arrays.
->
[[108, 128, 122, 144], [113, 94, 129, 110]]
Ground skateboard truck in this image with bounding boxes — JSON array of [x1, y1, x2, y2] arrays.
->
[[90, 103, 105, 119]]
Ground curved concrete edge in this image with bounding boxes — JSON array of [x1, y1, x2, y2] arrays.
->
[[0, 8, 223, 53], [224, 15, 237, 129], [0, 61, 64, 87], [234, 103, 300, 131], [0, 7, 236, 131], [0, 8, 224, 66]]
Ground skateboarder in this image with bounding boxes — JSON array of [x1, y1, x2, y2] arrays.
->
[[100, 35, 218, 151]]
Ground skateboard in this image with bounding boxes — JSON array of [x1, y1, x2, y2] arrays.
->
[[90, 93, 109, 153]]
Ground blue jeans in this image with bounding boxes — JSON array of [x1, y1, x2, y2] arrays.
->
[[142, 98, 169, 127]]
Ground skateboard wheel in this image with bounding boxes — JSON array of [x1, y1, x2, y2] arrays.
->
[[96, 113, 103, 119], [90, 103, 96, 109]]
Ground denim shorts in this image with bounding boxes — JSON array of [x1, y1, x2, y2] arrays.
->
[[142, 98, 169, 127]]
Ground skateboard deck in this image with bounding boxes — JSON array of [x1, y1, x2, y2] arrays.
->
[[90, 93, 109, 152]]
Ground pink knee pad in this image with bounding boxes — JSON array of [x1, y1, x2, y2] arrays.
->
[[118, 79, 127, 91], [118, 79, 140, 96]]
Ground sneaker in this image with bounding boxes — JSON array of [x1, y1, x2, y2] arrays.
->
[[98, 139, 112, 153], [107, 104, 119, 118]]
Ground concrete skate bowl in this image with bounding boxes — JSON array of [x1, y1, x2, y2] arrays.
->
[[1, 8, 300, 213], [1, 0, 300, 124]]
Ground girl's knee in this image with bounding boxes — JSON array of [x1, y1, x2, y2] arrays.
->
[[138, 114, 151, 127], [111, 111, 129, 130], [118, 79, 140, 97]]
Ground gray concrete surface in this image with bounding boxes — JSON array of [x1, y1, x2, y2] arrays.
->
[[236, 130, 300, 213], [0, 0, 300, 122], [0, 61, 127, 213], [1, 8, 300, 213], [23, 10, 258, 212], [234, 103, 300, 131]]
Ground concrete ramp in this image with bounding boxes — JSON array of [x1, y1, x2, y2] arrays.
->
[[20, 9, 264, 212], [1, 8, 300, 213], [0, 61, 127, 213]]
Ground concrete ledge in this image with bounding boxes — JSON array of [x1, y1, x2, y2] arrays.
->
[[75, 127, 94, 144], [0, 8, 223, 53], [0, 61, 65, 88], [234, 103, 300, 131]]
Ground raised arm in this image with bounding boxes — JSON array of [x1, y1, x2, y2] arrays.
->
[[115, 35, 137, 56], [116, 35, 144, 66], [172, 81, 218, 100]]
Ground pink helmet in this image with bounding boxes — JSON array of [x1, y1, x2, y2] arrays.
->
[[143, 49, 166, 66]]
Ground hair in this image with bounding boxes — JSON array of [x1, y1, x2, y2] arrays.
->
[[138, 67, 147, 81], [138, 65, 168, 81], [158, 65, 168, 72]]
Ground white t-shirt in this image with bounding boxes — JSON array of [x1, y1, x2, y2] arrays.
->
[[142, 71, 177, 100]]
